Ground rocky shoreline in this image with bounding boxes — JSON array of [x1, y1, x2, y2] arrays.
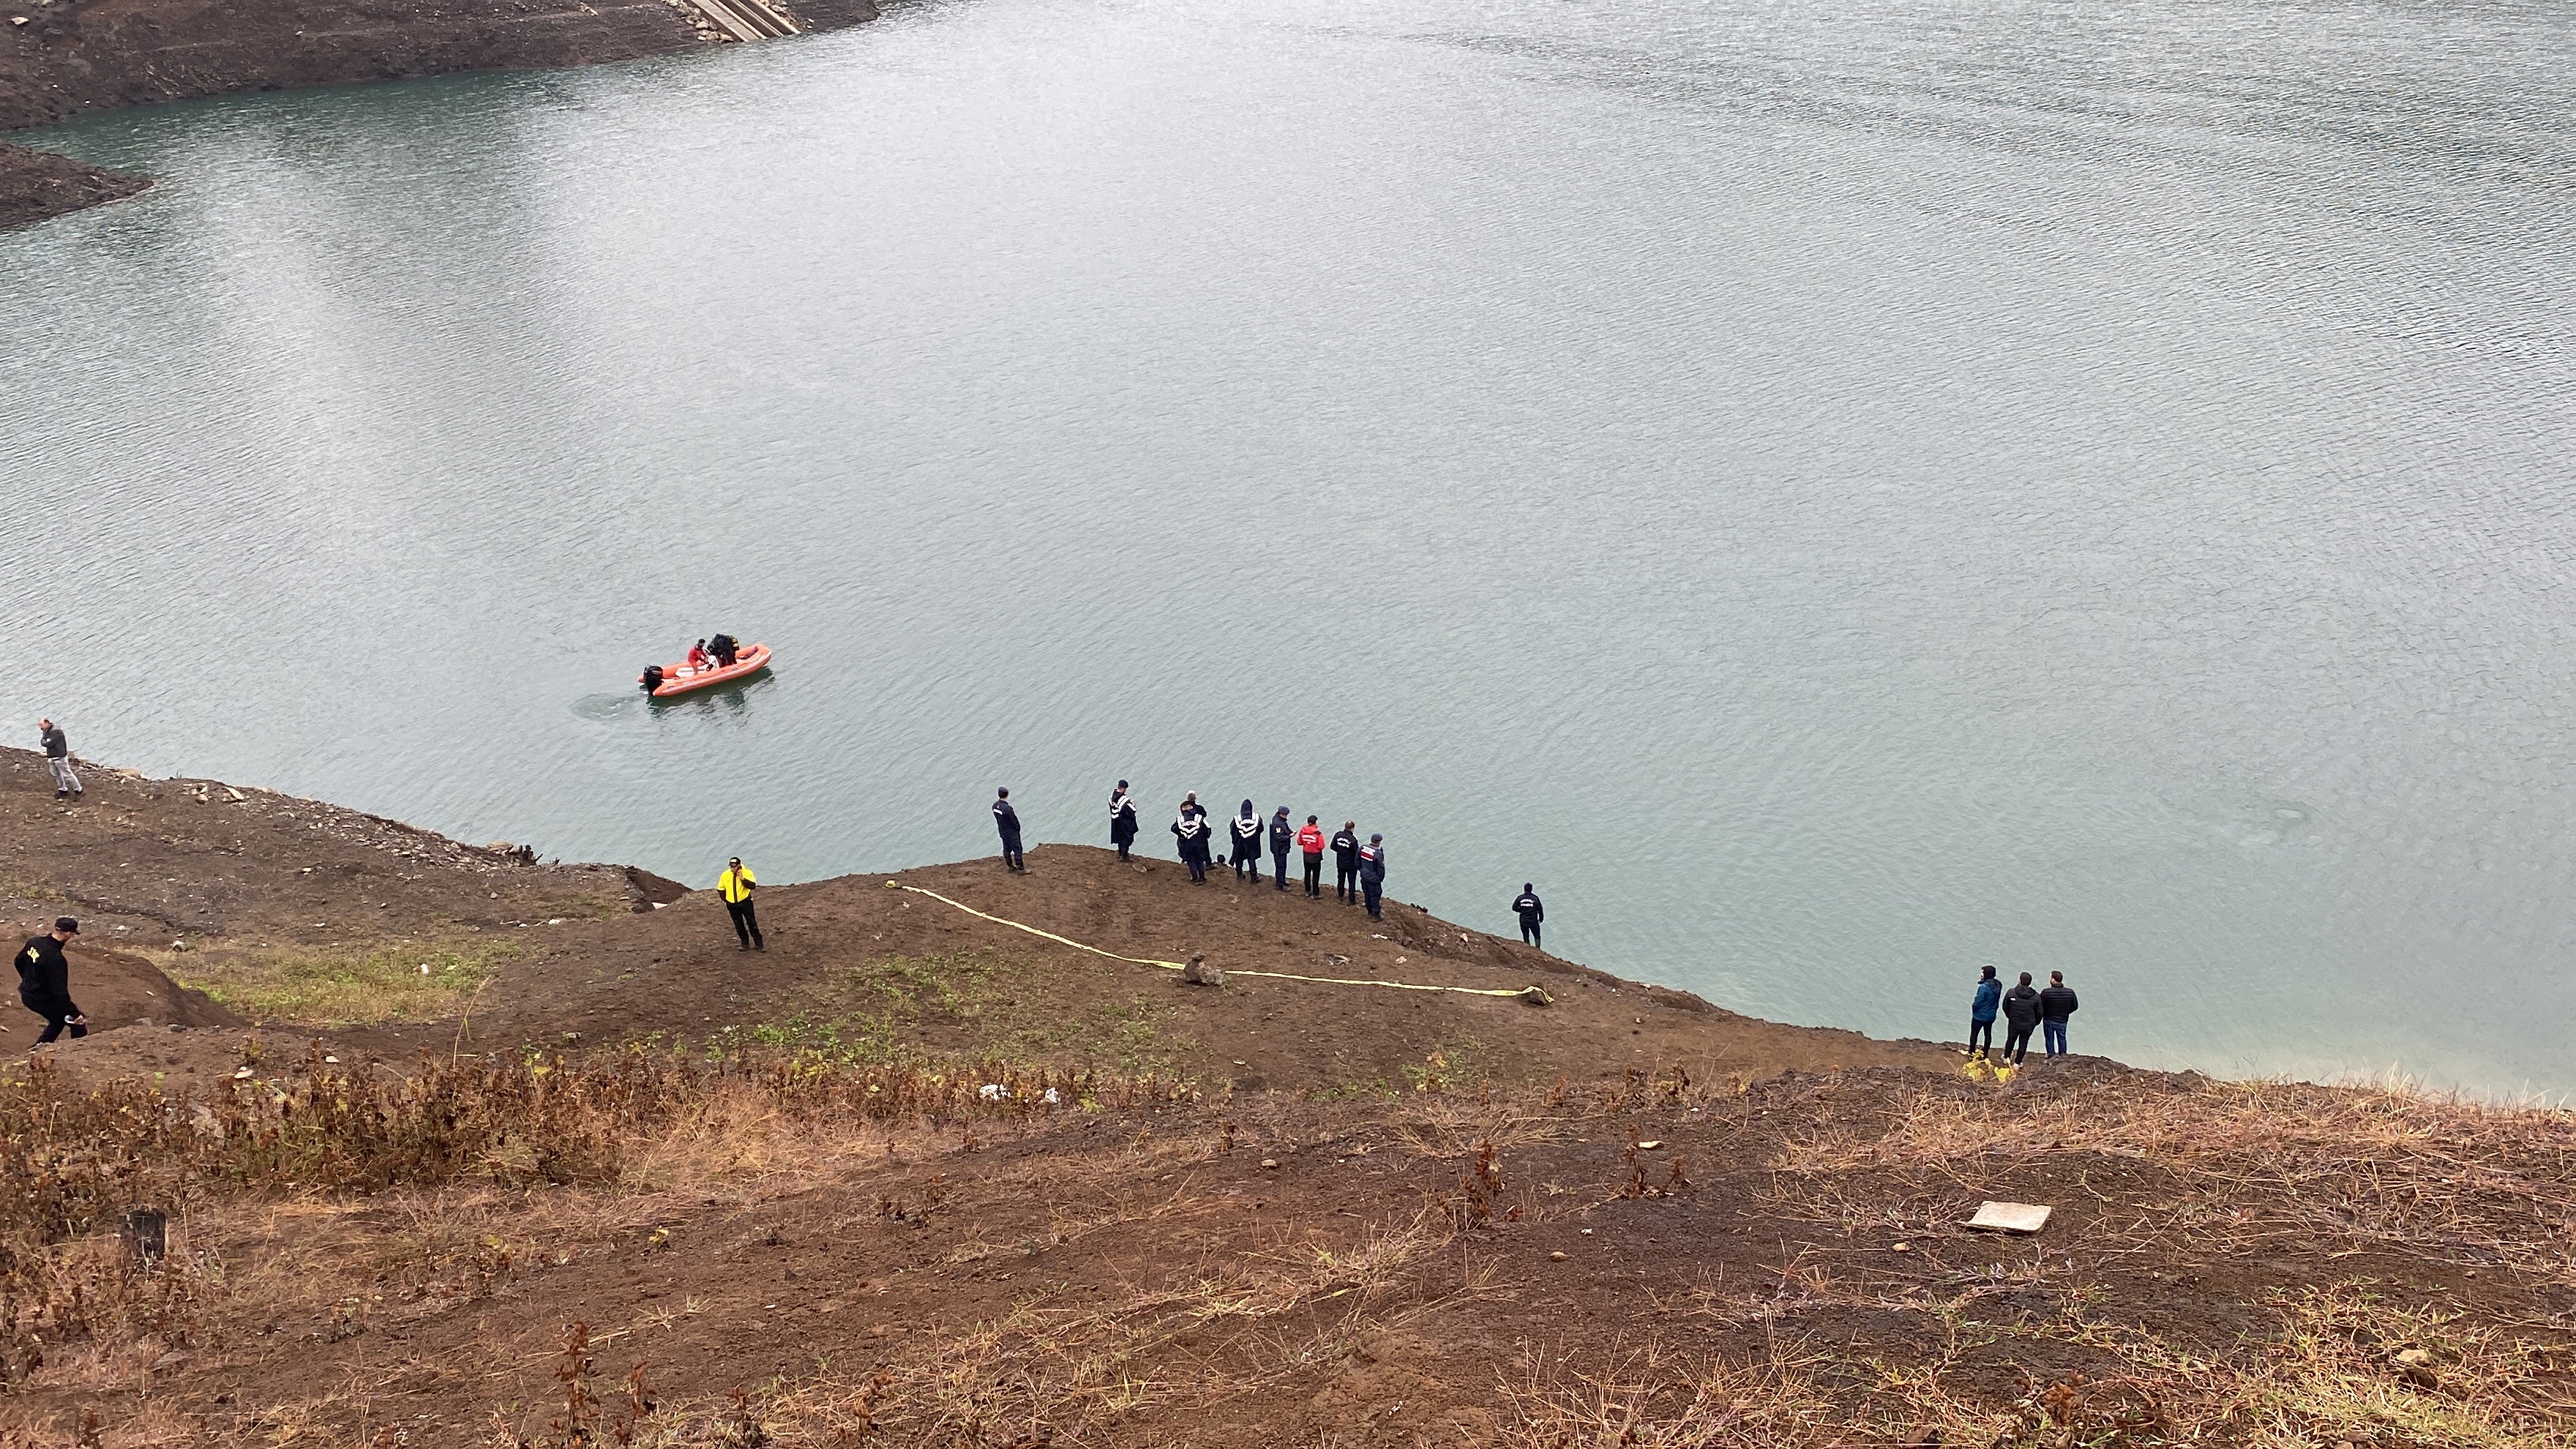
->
[[0, 0, 876, 229]]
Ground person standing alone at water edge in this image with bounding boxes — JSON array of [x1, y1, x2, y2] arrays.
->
[[1999, 972, 2042, 1065], [1512, 884, 1543, 949], [1358, 834, 1387, 920], [1109, 782, 1139, 862], [719, 858, 763, 951], [2039, 970, 2078, 1056], [994, 788, 1025, 873], [1968, 966, 1999, 1059], [37, 719, 79, 800], [15, 918, 86, 1044]]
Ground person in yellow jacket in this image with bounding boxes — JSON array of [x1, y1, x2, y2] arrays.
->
[[718, 856, 764, 951]]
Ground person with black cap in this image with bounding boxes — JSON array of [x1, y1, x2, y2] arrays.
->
[[1172, 794, 1214, 883], [1358, 834, 1387, 919], [1330, 821, 1360, 903], [1267, 807, 1294, 891], [718, 858, 763, 950], [1109, 782, 1139, 862], [1229, 801, 1263, 882], [994, 788, 1025, 873], [1512, 884, 1544, 949], [15, 918, 86, 1043], [1968, 965, 2000, 1059]]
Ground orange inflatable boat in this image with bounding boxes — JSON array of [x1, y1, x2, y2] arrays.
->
[[641, 643, 772, 698]]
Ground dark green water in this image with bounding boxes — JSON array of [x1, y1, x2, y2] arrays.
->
[[4, 0, 2572, 1090]]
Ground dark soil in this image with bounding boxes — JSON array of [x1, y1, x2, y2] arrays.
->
[[7, 749, 2569, 1448], [0, 0, 877, 228], [0, 136, 143, 226]]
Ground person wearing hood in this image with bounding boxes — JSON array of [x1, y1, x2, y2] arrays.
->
[[2038, 971, 2079, 1057], [1172, 794, 1214, 883], [993, 787, 1025, 873], [1512, 884, 1544, 949], [1296, 815, 1327, 897], [1330, 821, 1361, 904], [1968, 966, 2000, 1059], [1229, 801, 1264, 881], [1109, 782, 1139, 862], [1999, 972, 2043, 1064], [1267, 807, 1294, 891], [1357, 834, 1387, 919]]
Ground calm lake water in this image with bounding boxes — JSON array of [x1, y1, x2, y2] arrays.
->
[[4, 0, 2572, 1092]]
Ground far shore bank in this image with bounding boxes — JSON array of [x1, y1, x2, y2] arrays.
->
[[0, 0, 877, 230]]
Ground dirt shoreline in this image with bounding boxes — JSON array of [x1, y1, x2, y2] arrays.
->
[[7, 747, 2573, 1447], [0, 0, 877, 230]]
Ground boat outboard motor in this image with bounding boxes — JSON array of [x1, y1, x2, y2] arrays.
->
[[640, 664, 665, 694]]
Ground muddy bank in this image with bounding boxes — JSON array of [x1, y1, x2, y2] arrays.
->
[[0, 745, 1958, 1090], [0, 137, 142, 225], [0, 0, 876, 228]]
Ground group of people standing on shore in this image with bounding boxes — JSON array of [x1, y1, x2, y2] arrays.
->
[[1968, 965, 2078, 1064], [1107, 785, 1394, 916]]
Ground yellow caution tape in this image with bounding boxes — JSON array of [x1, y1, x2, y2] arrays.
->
[[885, 882, 1551, 1005]]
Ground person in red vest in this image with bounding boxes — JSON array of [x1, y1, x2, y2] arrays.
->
[[1295, 815, 1326, 897]]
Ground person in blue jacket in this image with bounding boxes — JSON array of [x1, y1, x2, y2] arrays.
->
[[1267, 807, 1294, 891], [1968, 965, 2001, 1059], [1358, 834, 1388, 919]]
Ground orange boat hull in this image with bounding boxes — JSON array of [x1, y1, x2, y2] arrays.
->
[[643, 643, 772, 697]]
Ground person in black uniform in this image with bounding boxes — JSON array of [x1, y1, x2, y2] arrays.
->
[[1267, 807, 1293, 891], [1330, 821, 1360, 903], [993, 788, 1025, 872], [708, 633, 740, 667], [1109, 782, 1139, 861], [1172, 795, 1213, 883], [1512, 884, 1544, 949], [1358, 834, 1388, 920], [15, 918, 86, 1044], [1229, 801, 1262, 881]]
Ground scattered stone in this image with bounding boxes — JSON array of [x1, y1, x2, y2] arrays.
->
[[1181, 952, 1224, 987]]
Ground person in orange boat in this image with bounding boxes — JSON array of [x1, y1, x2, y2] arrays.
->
[[687, 639, 711, 673], [708, 633, 740, 667]]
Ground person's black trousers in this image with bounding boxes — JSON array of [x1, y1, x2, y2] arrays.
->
[[1336, 865, 1358, 902], [727, 899, 764, 950], [1302, 855, 1323, 897], [1362, 878, 1383, 918], [1968, 1019, 1993, 1056], [1233, 847, 1258, 880], [1186, 848, 1208, 883], [1519, 920, 1541, 949], [1000, 836, 1024, 871], [23, 995, 83, 1044], [1271, 848, 1289, 889], [2002, 1024, 2034, 1064]]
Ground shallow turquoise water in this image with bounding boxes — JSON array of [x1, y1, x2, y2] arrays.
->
[[4, 0, 2572, 1090]]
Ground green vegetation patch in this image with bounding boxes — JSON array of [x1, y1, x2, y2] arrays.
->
[[744, 948, 1196, 1077], [169, 939, 524, 1025]]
